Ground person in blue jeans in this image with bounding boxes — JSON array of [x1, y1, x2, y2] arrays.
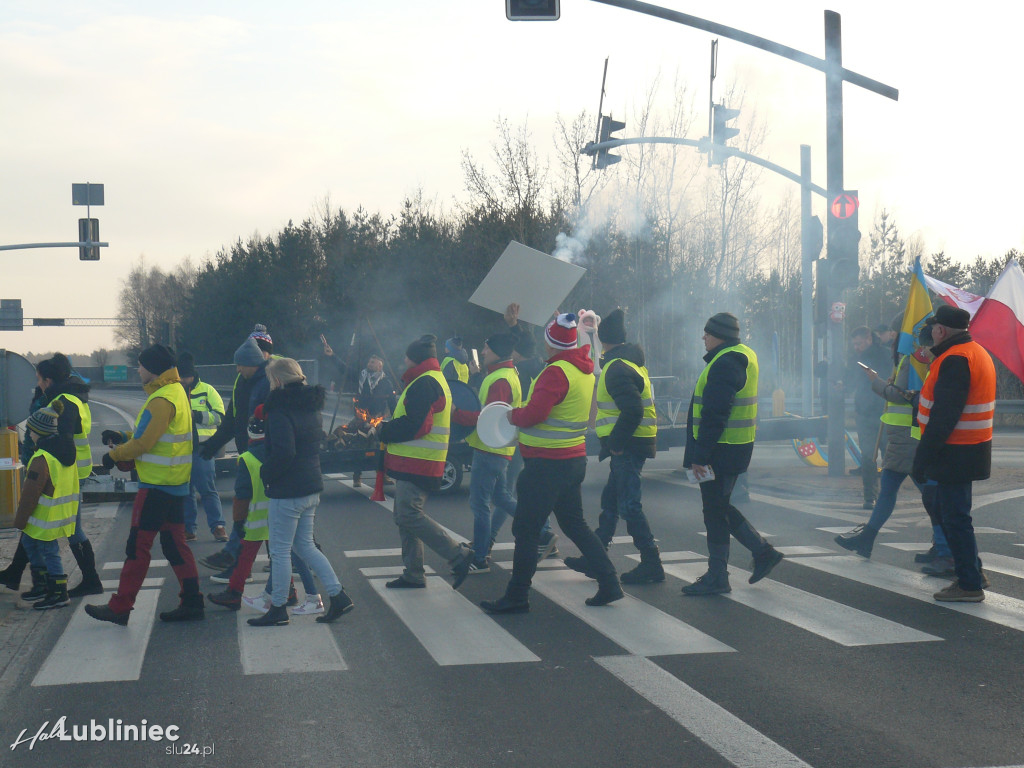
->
[[178, 353, 227, 542]]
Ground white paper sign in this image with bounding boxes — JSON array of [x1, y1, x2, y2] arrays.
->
[[469, 241, 586, 327]]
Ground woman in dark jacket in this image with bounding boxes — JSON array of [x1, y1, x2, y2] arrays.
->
[[247, 357, 354, 627]]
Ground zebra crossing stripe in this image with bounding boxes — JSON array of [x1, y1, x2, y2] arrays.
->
[[237, 607, 347, 675], [662, 561, 940, 647], [369, 577, 539, 666], [595, 655, 812, 768], [977, 552, 1024, 580]]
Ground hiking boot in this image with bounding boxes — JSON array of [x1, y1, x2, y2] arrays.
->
[[620, 548, 665, 585], [749, 547, 784, 584], [316, 589, 354, 623], [160, 594, 205, 622], [450, 547, 476, 590], [536, 531, 559, 563], [207, 588, 243, 611], [682, 571, 731, 596], [184, 531, 198, 542], [585, 581, 624, 606], [922, 557, 956, 579], [480, 595, 530, 614], [834, 524, 878, 559], [212, 526, 228, 542], [564, 555, 597, 580], [934, 582, 984, 602], [33, 575, 70, 610], [200, 551, 235, 571], [247, 604, 289, 626], [21, 568, 49, 602], [915, 546, 939, 564], [85, 603, 130, 626]]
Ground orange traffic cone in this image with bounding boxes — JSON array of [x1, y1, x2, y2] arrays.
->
[[370, 445, 387, 501]]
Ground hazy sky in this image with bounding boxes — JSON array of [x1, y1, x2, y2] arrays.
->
[[2, 1, 1021, 358]]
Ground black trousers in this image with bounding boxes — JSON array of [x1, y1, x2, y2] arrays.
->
[[699, 472, 769, 574], [507, 456, 616, 599]]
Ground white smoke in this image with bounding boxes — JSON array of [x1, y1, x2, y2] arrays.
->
[[552, 190, 650, 266]]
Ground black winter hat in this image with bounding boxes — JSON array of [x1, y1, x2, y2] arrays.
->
[[485, 333, 515, 360], [176, 352, 197, 379], [704, 312, 741, 343], [406, 334, 438, 365], [513, 331, 536, 358], [139, 344, 177, 376], [598, 308, 627, 345], [925, 304, 970, 331]]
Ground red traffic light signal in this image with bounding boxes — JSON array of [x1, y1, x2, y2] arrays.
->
[[827, 191, 860, 292]]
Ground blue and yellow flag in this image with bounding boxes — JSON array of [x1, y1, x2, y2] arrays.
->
[[897, 256, 933, 387]]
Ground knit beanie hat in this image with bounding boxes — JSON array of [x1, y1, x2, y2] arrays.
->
[[234, 338, 265, 367], [176, 352, 197, 379], [704, 312, 741, 343], [406, 334, 437, 365], [545, 313, 578, 350], [444, 337, 468, 364], [27, 405, 61, 437], [249, 323, 273, 353], [598, 308, 627, 345], [139, 344, 177, 376], [485, 333, 515, 360], [513, 330, 536, 358]]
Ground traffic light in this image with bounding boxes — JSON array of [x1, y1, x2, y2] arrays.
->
[[827, 191, 861, 293], [506, 0, 559, 20], [78, 218, 100, 261], [595, 114, 625, 169], [711, 103, 741, 165]]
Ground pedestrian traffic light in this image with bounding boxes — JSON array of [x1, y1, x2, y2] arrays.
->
[[78, 218, 100, 261], [506, 0, 559, 20], [711, 104, 741, 165], [827, 191, 861, 293], [595, 114, 625, 169]]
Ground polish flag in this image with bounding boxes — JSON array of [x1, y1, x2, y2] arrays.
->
[[924, 273, 985, 318], [970, 260, 1024, 383]]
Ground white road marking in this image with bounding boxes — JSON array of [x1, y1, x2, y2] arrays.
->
[[237, 607, 348, 675], [595, 655, 813, 768], [369, 576, 539, 666], [90, 398, 137, 429], [32, 591, 160, 686], [492, 559, 566, 569], [103, 559, 170, 570], [773, 546, 835, 556], [789, 555, 1024, 632], [979, 553, 1024, 580], [663, 561, 939, 647], [359, 565, 436, 577], [973, 527, 1014, 534], [335, 476, 394, 511], [344, 547, 403, 558], [502, 566, 733, 657], [879, 542, 932, 552], [817, 526, 897, 535], [100, 577, 164, 590]]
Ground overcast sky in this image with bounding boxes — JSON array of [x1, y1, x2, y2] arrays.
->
[[2, 1, 1021, 359]]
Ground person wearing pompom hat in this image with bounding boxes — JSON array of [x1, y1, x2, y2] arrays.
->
[[86, 344, 205, 626], [564, 308, 664, 584], [378, 334, 476, 590], [682, 313, 782, 596], [481, 313, 623, 614]]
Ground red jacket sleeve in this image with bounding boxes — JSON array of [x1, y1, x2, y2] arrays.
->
[[509, 366, 568, 427]]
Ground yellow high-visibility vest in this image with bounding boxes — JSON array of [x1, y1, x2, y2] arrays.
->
[[594, 358, 657, 440], [518, 360, 592, 450], [239, 451, 269, 542], [386, 369, 451, 474], [441, 356, 469, 384], [23, 448, 79, 541], [880, 356, 921, 440], [52, 393, 92, 479], [466, 367, 522, 456], [692, 344, 758, 445], [135, 382, 193, 485], [189, 381, 225, 439]]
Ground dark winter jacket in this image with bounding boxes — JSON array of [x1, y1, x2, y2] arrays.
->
[[356, 369, 397, 417], [380, 359, 447, 492], [599, 344, 657, 460], [204, 361, 269, 455], [912, 332, 992, 484], [260, 383, 326, 498], [683, 342, 755, 476], [847, 338, 893, 418]]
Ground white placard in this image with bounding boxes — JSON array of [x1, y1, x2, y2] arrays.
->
[[469, 241, 586, 327]]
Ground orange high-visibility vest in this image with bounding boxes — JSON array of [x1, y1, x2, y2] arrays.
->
[[918, 340, 995, 445]]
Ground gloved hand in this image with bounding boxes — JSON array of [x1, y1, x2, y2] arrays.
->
[[101, 453, 116, 471], [198, 441, 216, 461], [101, 430, 124, 447], [192, 409, 205, 426]]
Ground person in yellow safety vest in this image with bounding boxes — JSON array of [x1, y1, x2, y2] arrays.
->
[[86, 344, 205, 626], [682, 312, 783, 596], [834, 325, 952, 564], [562, 308, 664, 584], [177, 352, 228, 543], [481, 313, 624, 614], [440, 336, 470, 384], [379, 334, 475, 590], [912, 305, 996, 603], [14, 404, 78, 610]]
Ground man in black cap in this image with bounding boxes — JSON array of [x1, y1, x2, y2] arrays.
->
[[682, 313, 782, 595], [564, 308, 663, 584], [913, 304, 995, 602]]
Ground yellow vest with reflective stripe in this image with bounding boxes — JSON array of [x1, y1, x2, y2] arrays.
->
[[880, 356, 921, 440], [594, 358, 657, 439], [693, 344, 758, 445], [190, 381, 225, 439], [518, 360, 592, 450], [466, 367, 522, 456], [53, 393, 92, 480], [135, 382, 193, 485], [386, 370, 451, 469], [24, 448, 79, 541], [441, 356, 469, 384], [239, 451, 270, 542]]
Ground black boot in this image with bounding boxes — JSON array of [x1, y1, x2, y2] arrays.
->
[[68, 540, 105, 597], [834, 524, 878, 559], [749, 546, 784, 584], [620, 547, 665, 584], [316, 589, 354, 623], [85, 603, 130, 626], [585, 575, 624, 606], [0, 539, 30, 591], [21, 567, 49, 602], [681, 570, 731, 596], [247, 603, 289, 626], [563, 555, 598, 579], [160, 592, 205, 622], [34, 574, 70, 610], [480, 594, 530, 614]]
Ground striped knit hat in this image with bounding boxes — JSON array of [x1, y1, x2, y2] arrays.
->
[[545, 313, 578, 350], [27, 405, 60, 436]]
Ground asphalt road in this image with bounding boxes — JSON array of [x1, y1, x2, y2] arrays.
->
[[2, 389, 1023, 768]]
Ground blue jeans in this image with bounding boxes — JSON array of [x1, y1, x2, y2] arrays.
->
[[266, 549, 319, 597], [183, 453, 225, 534], [469, 450, 518, 564], [935, 482, 983, 591], [22, 536, 64, 576], [866, 471, 951, 556], [595, 452, 655, 551], [267, 494, 340, 607]]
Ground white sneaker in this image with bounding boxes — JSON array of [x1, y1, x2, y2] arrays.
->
[[290, 596, 324, 616], [241, 593, 272, 613]]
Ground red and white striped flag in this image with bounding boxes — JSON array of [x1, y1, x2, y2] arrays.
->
[[970, 259, 1024, 383]]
